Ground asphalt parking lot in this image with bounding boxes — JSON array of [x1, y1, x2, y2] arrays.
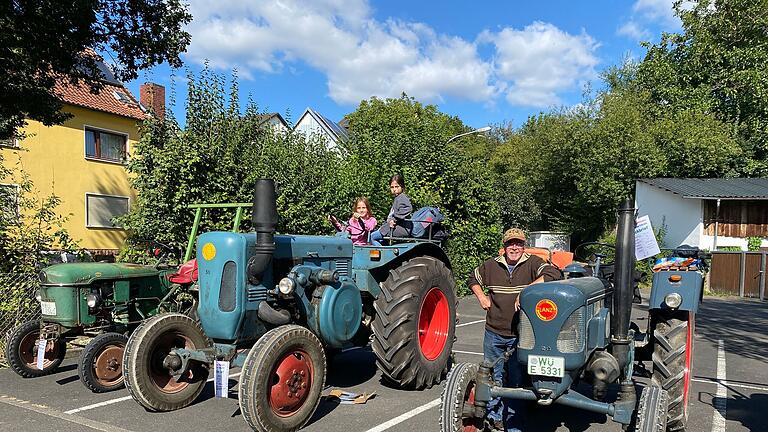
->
[[1, 295, 766, 432]]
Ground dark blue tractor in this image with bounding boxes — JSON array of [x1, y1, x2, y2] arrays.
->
[[441, 199, 702, 432], [123, 179, 456, 431]]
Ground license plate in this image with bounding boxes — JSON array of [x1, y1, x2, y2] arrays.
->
[[40, 301, 56, 316], [528, 355, 565, 378]]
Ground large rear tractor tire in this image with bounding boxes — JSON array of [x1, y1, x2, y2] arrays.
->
[[635, 385, 669, 432], [238, 325, 326, 432], [439, 362, 483, 432], [372, 256, 456, 390], [123, 313, 211, 412], [5, 320, 66, 378], [651, 311, 694, 431], [79, 332, 128, 393]]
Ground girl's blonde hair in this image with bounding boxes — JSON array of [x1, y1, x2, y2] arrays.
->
[[353, 196, 372, 218]]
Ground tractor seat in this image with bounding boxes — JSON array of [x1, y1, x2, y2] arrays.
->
[[168, 259, 198, 284]]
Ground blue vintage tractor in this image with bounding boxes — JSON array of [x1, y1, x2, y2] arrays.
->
[[440, 199, 702, 432], [123, 179, 456, 431]]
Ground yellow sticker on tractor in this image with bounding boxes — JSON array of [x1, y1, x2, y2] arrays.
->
[[202, 242, 217, 261]]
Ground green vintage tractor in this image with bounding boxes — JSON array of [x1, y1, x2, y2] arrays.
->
[[3, 203, 249, 393]]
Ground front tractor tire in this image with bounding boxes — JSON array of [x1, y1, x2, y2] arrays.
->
[[439, 362, 483, 432], [238, 325, 326, 432], [123, 313, 211, 412], [5, 320, 66, 378], [79, 332, 128, 393], [635, 385, 669, 432], [651, 311, 694, 431], [372, 256, 456, 390]]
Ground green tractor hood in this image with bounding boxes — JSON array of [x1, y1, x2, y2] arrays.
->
[[40, 263, 161, 285]]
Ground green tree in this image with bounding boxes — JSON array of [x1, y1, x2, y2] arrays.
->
[[0, 0, 192, 138], [637, 0, 768, 174]]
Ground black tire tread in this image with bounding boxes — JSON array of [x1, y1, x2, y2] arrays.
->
[[238, 325, 327, 432], [5, 320, 65, 378], [635, 385, 669, 432], [439, 362, 479, 432], [651, 311, 692, 431], [371, 256, 456, 390], [123, 313, 211, 412], [79, 332, 128, 393]]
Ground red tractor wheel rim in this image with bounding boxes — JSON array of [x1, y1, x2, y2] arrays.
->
[[19, 331, 59, 369], [93, 345, 125, 385], [683, 314, 694, 416], [418, 287, 450, 361], [269, 349, 313, 417], [149, 332, 194, 394]]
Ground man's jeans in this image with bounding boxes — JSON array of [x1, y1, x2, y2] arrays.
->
[[483, 328, 524, 432]]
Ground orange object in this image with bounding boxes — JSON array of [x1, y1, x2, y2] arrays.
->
[[525, 247, 551, 262], [535, 299, 558, 321], [551, 251, 574, 270]]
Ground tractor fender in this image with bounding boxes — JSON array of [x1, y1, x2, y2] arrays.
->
[[366, 243, 451, 297], [648, 270, 703, 313]]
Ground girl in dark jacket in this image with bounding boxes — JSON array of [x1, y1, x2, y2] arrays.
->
[[370, 174, 412, 246]]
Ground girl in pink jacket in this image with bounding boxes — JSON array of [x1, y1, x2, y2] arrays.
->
[[330, 197, 378, 245]]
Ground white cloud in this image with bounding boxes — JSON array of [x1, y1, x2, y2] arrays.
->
[[619, 0, 694, 40], [486, 22, 600, 107], [182, 0, 598, 109]]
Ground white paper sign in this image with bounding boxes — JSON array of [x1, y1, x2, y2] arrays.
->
[[36, 338, 46, 370], [635, 215, 661, 260], [214, 360, 229, 398]]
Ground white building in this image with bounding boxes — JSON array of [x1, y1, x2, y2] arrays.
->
[[256, 113, 289, 134], [294, 108, 348, 148], [635, 178, 768, 250]]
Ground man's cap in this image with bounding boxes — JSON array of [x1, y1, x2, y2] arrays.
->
[[503, 228, 526, 243]]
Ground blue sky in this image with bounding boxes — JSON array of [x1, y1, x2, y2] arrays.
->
[[125, 0, 685, 129]]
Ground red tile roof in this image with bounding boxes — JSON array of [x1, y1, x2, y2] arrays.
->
[[54, 79, 147, 121]]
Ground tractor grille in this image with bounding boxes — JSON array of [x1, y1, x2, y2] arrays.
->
[[334, 259, 349, 278], [247, 285, 268, 302], [219, 261, 237, 312], [557, 306, 586, 353], [518, 310, 535, 350]]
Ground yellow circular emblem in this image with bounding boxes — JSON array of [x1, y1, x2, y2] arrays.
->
[[201, 242, 217, 261]]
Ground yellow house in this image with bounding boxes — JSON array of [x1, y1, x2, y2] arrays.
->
[[0, 69, 165, 258]]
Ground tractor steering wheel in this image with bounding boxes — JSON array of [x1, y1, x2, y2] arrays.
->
[[573, 242, 616, 268]]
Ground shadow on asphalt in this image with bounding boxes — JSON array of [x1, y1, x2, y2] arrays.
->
[[695, 297, 768, 362]]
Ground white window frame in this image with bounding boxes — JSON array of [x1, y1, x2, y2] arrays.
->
[[83, 125, 130, 165], [85, 192, 130, 229], [0, 182, 20, 220]]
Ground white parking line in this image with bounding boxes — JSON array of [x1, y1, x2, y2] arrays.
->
[[1, 394, 134, 432], [364, 398, 441, 432], [711, 339, 727, 432], [457, 319, 485, 328], [692, 378, 768, 393], [63, 372, 242, 415]]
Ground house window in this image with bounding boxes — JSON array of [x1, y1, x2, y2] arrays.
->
[[86, 193, 129, 228], [0, 183, 19, 221], [85, 128, 126, 162]]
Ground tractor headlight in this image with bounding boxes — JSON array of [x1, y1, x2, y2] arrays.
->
[[35, 289, 42, 302], [664, 293, 682, 309], [557, 306, 586, 353], [86, 293, 100, 308], [278, 277, 295, 295]]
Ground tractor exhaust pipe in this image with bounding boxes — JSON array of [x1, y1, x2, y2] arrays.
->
[[247, 179, 278, 283], [611, 197, 635, 376]]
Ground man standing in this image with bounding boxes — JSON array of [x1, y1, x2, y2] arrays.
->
[[468, 228, 562, 431]]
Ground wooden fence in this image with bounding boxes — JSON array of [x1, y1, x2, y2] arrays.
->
[[709, 251, 767, 300]]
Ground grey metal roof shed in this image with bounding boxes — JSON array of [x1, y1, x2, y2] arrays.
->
[[637, 178, 768, 200]]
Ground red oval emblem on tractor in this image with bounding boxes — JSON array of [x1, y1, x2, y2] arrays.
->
[[535, 299, 558, 321]]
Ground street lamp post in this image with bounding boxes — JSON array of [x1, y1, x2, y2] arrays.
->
[[445, 126, 491, 144]]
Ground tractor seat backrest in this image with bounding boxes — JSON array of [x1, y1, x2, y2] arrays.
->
[[168, 258, 198, 284]]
